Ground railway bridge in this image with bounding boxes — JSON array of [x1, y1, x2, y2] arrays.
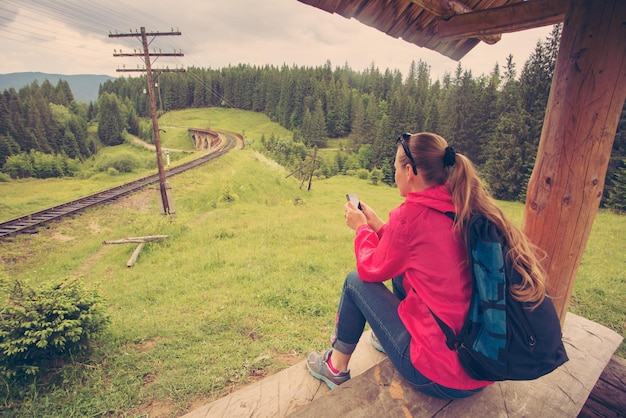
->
[[188, 128, 221, 151]]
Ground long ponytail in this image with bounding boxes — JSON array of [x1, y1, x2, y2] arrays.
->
[[406, 133, 548, 305], [448, 153, 547, 306]]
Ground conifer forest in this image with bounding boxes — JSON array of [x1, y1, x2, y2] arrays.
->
[[1, 26, 625, 210]]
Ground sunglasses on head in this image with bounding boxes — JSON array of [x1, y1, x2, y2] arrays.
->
[[396, 133, 417, 175]]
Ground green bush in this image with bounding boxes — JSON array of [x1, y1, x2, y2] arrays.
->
[[31, 151, 64, 178], [220, 182, 239, 202], [370, 168, 382, 185], [356, 168, 370, 180], [2, 153, 33, 179], [0, 278, 109, 382], [2, 151, 80, 179], [96, 152, 140, 173]]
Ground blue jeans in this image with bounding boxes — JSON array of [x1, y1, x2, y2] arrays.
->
[[331, 271, 483, 400]]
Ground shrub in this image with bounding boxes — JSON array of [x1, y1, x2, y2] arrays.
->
[[31, 151, 64, 178], [370, 168, 382, 185], [356, 169, 370, 180], [96, 152, 140, 173], [110, 153, 141, 173], [220, 183, 239, 202], [62, 157, 82, 177], [0, 278, 109, 382], [2, 151, 80, 179], [3, 153, 33, 179]]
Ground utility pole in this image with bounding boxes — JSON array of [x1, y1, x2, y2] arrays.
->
[[109, 27, 185, 216]]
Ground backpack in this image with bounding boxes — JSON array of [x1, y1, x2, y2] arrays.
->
[[430, 213, 569, 381]]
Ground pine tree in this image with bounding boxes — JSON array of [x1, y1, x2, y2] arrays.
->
[[348, 91, 365, 150], [97, 92, 125, 146], [519, 26, 561, 185], [55, 80, 74, 106], [302, 99, 327, 148], [483, 55, 530, 201], [0, 135, 20, 169], [604, 101, 626, 209], [606, 159, 626, 212]]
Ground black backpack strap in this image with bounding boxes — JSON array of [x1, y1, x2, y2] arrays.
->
[[428, 208, 460, 350], [428, 307, 459, 350], [428, 209, 459, 350], [442, 211, 456, 221]]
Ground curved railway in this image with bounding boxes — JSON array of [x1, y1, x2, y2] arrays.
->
[[0, 132, 237, 239]]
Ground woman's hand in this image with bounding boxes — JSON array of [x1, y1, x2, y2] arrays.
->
[[359, 202, 384, 233], [344, 201, 366, 230], [344, 201, 384, 233]]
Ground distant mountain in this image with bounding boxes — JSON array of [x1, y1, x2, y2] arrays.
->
[[0, 72, 116, 103]]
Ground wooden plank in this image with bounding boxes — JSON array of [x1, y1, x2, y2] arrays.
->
[[126, 243, 144, 267], [579, 379, 624, 418], [183, 330, 386, 417], [288, 313, 623, 417], [102, 235, 168, 244], [579, 356, 626, 418], [578, 398, 622, 418], [435, 0, 567, 39], [598, 356, 626, 387]]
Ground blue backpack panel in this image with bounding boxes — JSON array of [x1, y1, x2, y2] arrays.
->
[[431, 214, 569, 381]]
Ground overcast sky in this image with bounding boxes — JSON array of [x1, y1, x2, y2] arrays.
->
[[0, 0, 555, 81]]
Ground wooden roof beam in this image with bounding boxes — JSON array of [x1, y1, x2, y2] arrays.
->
[[410, 0, 478, 18], [410, 0, 502, 44], [432, 0, 567, 41]]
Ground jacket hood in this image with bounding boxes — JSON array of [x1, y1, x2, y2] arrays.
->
[[405, 183, 455, 214]]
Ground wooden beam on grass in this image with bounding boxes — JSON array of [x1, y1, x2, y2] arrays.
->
[[102, 235, 168, 267], [126, 243, 145, 268], [102, 235, 168, 245]]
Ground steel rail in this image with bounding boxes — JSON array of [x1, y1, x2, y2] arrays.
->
[[0, 132, 236, 239]]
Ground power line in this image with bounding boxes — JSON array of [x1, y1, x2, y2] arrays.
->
[[110, 27, 185, 217], [0, 1, 235, 108]]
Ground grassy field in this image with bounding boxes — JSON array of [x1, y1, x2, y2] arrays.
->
[[0, 108, 624, 417], [158, 107, 293, 151]]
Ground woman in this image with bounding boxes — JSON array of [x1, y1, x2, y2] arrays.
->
[[306, 132, 547, 399]]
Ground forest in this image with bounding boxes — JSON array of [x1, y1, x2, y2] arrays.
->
[[1, 26, 625, 210]]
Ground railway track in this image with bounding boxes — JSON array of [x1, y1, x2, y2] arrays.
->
[[0, 132, 237, 239]]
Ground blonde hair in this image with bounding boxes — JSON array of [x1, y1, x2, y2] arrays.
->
[[400, 132, 547, 305]]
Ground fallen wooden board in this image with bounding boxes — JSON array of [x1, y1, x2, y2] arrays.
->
[[102, 235, 168, 267], [102, 235, 168, 244], [126, 242, 144, 267]]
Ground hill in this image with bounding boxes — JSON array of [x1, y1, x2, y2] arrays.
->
[[0, 72, 115, 103]]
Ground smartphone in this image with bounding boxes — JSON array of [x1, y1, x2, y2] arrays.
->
[[346, 193, 362, 211]]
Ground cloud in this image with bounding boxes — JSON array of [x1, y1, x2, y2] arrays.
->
[[0, 0, 554, 79], [0, 2, 18, 28]]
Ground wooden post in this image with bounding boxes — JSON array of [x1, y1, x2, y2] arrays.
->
[[523, 0, 626, 322], [127, 243, 145, 268]]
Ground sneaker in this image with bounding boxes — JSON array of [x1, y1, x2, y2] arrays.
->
[[370, 332, 386, 354], [306, 349, 350, 389]]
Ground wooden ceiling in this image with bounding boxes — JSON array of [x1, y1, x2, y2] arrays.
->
[[296, 0, 568, 60]]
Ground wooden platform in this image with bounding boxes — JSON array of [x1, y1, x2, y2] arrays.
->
[[183, 330, 387, 417], [579, 355, 626, 418], [182, 313, 623, 418]]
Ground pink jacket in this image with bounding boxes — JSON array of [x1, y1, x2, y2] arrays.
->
[[354, 184, 492, 390]]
